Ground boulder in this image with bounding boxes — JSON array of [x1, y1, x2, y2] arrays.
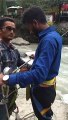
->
[[12, 37, 30, 45]]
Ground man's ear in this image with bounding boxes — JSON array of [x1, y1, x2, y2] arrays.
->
[[0, 29, 2, 33], [0, 29, 2, 36], [33, 19, 38, 25]]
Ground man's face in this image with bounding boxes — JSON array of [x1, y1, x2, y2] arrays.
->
[[26, 22, 39, 36], [0, 21, 16, 42]]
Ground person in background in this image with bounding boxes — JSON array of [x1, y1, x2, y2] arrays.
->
[[0, 17, 28, 120], [0, 6, 62, 120]]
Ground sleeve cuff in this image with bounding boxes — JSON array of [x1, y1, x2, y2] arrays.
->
[[7, 74, 17, 86]]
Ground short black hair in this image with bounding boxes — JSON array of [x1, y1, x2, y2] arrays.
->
[[0, 17, 15, 29], [22, 6, 47, 24]]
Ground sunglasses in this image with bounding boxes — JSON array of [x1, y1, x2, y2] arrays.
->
[[2, 26, 16, 32]]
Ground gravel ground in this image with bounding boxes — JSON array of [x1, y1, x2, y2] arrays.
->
[[10, 88, 68, 120]]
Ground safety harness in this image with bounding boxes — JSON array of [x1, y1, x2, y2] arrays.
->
[[40, 77, 56, 116], [26, 77, 56, 119], [40, 77, 56, 87]]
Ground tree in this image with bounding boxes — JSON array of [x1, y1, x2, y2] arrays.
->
[[16, 0, 68, 9], [0, 0, 7, 16]]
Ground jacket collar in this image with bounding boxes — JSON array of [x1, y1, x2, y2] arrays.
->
[[0, 40, 13, 50], [38, 26, 56, 40]]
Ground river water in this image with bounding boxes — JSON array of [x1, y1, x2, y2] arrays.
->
[[57, 46, 68, 104], [15, 44, 68, 104]]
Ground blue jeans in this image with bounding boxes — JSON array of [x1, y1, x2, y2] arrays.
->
[[0, 105, 8, 120]]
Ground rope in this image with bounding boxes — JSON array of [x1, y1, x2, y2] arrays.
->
[[21, 112, 35, 120], [62, 30, 68, 37]]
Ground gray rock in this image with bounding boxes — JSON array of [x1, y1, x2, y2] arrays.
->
[[12, 37, 30, 45]]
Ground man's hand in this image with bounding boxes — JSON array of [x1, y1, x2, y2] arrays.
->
[[20, 67, 29, 72], [29, 54, 35, 59], [0, 73, 4, 86]]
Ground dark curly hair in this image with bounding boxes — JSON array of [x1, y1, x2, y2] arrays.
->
[[22, 6, 47, 24], [0, 17, 15, 29]]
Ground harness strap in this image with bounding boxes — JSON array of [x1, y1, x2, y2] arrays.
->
[[40, 77, 56, 87], [40, 107, 50, 115], [40, 78, 56, 116], [26, 77, 56, 100]]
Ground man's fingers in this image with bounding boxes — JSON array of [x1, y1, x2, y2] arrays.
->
[[20, 67, 28, 72], [29, 54, 35, 59], [0, 73, 4, 86]]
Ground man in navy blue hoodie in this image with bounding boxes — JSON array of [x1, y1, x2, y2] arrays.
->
[[0, 6, 62, 120]]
